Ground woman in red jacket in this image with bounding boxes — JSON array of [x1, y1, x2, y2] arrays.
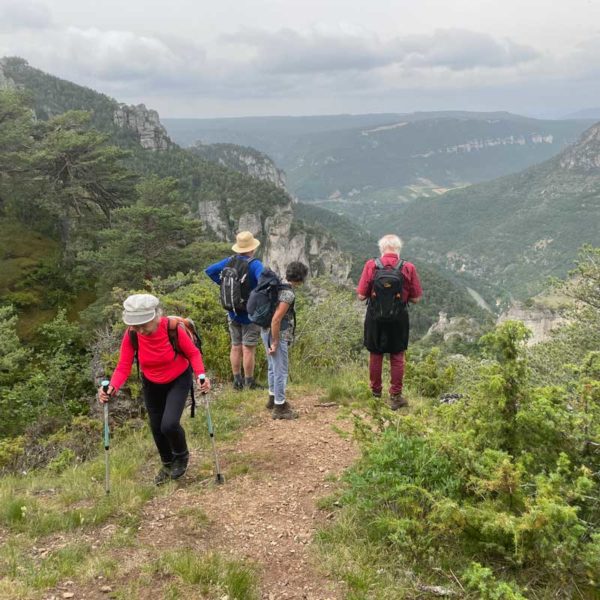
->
[[98, 294, 210, 485]]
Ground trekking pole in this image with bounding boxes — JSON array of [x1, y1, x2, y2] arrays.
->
[[101, 379, 111, 495], [199, 375, 224, 484]]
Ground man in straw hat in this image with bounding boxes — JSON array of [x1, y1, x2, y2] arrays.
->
[[205, 231, 264, 390]]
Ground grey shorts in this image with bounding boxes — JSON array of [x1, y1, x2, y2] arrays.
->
[[228, 317, 261, 346]]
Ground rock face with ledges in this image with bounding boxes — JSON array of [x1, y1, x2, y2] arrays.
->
[[559, 123, 600, 172], [197, 201, 351, 283], [497, 302, 567, 345], [113, 103, 172, 151], [0, 58, 16, 90], [191, 143, 288, 190]]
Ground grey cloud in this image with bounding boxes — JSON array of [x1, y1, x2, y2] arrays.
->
[[398, 29, 539, 70], [0, 1, 53, 32], [5, 22, 600, 118], [222, 27, 539, 75], [223, 28, 393, 73]]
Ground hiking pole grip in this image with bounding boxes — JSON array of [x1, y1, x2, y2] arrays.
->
[[101, 379, 110, 495]]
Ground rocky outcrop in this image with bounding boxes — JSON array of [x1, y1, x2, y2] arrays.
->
[[197, 200, 351, 283], [113, 103, 172, 151], [559, 123, 600, 172], [0, 59, 16, 90], [497, 302, 567, 345], [425, 311, 482, 343], [191, 143, 288, 190]]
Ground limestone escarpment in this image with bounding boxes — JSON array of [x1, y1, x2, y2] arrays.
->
[[113, 103, 172, 151], [197, 200, 351, 284], [497, 302, 567, 345], [191, 143, 288, 190]]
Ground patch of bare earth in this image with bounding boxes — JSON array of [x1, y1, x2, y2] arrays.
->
[[144, 393, 356, 598], [62, 393, 357, 599]]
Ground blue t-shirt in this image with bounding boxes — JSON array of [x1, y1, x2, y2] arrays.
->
[[205, 255, 264, 324]]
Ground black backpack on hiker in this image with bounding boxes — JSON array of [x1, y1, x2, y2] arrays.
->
[[368, 258, 406, 323], [129, 316, 203, 417], [247, 268, 292, 328], [219, 256, 255, 314]]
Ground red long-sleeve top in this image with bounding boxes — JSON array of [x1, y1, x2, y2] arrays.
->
[[357, 253, 423, 302], [110, 317, 205, 391]]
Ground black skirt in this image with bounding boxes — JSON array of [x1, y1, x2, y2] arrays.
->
[[363, 310, 410, 354]]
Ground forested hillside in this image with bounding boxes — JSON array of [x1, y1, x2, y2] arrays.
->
[[361, 121, 600, 300], [164, 111, 593, 201]]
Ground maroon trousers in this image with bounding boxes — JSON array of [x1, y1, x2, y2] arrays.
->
[[369, 352, 405, 396]]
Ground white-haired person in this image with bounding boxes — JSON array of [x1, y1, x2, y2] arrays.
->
[[98, 294, 210, 485], [357, 234, 422, 410]]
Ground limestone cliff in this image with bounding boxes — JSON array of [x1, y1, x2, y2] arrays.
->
[[559, 122, 600, 172], [497, 302, 567, 345], [113, 103, 172, 151], [191, 143, 287, 190], [0, 59, 16, 90], [197, 200, 351, 283], [424, 311, 482, 343]]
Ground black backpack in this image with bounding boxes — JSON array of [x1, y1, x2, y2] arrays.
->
[[247, 268, 292, 328], [368, 258, 406, 323], [219, 256, 255, 314], [129, 317, 203, 417]]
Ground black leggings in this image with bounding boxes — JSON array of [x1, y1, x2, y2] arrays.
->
[[143, 368, 192, 464]]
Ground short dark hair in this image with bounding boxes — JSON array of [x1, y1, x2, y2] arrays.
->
[[285, 261, 308, 283]]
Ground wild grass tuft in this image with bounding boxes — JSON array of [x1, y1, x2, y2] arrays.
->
[[152, 549, 259, 599]]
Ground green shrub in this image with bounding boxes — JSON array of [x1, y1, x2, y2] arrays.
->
[[404, 347, 456, 397]]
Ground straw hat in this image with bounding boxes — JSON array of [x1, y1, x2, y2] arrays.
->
[[122, 294, 159, 325], [232, 231, 260, 253]]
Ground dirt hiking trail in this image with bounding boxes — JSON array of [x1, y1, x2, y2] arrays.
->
[[52, 392, 358, 600]]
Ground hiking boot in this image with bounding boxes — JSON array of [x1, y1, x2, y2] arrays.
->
[[266, 393, 275, 409], [154, 463, 172, 486], [233, 375, 244, 391], [170, 452, 189, 480], [246, 378, 266, 390], [372, 390, 382, 398], [272, 401, 299, 420], [389, 394, 409, 411]]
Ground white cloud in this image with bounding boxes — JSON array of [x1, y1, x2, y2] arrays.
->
[[0, 1, 53, 32]]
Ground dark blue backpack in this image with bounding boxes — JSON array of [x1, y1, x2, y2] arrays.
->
[[247, 269, 291, 328]]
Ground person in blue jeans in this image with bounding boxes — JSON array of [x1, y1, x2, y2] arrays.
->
[[261, 261, 309, 420], [205, 231, 264, 389]]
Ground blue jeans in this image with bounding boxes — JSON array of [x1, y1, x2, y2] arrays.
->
[[261, 330, 289, 405]]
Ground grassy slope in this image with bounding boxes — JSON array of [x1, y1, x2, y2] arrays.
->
[[0, 386, 265, 599]]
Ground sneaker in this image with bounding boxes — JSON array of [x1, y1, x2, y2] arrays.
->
[[390, 395, 409, 410], [170, 452, 189, 480], [233, 375, 244, 391], [266, 393, 275, 409], [154, 463, 172, 486], [272, 401, 299, 420]]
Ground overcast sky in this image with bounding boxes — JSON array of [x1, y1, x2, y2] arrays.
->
[[1, 0, 599, 118]]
